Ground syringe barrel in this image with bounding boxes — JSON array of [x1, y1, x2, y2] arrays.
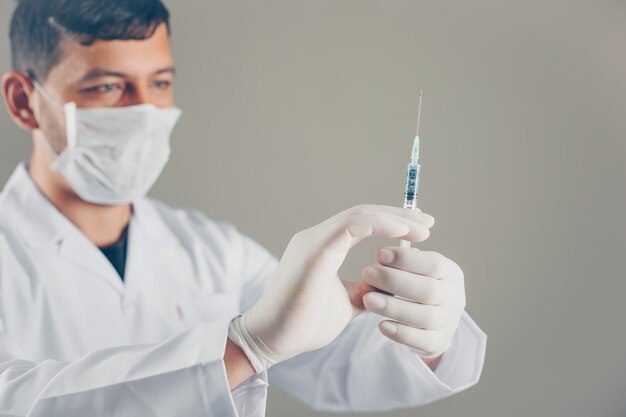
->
[[403, 162, 421, 208]]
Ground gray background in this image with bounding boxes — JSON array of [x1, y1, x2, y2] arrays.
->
[[1, 1, 626, 416]]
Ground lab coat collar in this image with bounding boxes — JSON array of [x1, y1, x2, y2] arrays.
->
[[0, 163, 179, 294], [0, 162, 128, 290], [0, 162, 67, 248], [0, 162, 173, 249]]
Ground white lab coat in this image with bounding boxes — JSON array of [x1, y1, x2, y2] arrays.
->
[[0, 162, 486, 417]]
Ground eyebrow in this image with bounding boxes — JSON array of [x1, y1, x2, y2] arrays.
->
[[78, 66, 176, 82]]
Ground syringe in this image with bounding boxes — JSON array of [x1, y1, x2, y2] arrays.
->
[[400, 91, 423, 248]]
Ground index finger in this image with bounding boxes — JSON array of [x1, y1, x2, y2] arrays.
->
[[342, 205, 435, 229], [376, 248, 463, 282]]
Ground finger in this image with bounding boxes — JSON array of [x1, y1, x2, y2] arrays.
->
[[363, 292, 450, 330], [323, 214, 430, 254], [378, 320, 450, 357], [345, 214, 430, 242], [362, 264, 455, 305], [337, 204, 435, 229], [376, 248, 463, 282], [296, 213, 431, 283]]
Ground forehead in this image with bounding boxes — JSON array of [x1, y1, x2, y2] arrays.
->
[[46, 23, 173, 84]]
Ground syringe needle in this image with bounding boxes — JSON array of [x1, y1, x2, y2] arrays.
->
[[415, 90, 423, 137]]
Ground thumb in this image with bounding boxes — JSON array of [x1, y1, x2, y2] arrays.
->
[[342, 279, 381, 320]]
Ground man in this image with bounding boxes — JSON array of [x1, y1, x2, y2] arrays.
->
[[0, 0, 486, 416]]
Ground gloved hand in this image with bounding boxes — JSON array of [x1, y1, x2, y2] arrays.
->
[[362, 247, 466, 358], [228, 205, 435, 373]]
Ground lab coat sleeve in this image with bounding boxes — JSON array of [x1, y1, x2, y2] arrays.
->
[[267, 310, 487, 412], [0, 319, 249, 417]]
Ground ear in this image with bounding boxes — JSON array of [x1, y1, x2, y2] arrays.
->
[[1, 71, 40, 131]]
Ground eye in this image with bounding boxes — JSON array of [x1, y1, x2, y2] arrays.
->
[[84, 83, 124, 94], [152, 80, 172, 90]]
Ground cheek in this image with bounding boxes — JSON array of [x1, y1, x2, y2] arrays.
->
[[36, 102, 68, 153]]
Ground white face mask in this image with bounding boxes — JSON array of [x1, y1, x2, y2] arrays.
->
[[33, 81, 182, 205]]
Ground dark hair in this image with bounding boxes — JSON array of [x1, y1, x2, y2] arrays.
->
[[10, 0, 171, 81]]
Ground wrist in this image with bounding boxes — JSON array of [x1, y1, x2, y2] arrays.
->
[[227, 313, 279, 374], [420, 354, 442, 371], [224, 336, 256, 390]]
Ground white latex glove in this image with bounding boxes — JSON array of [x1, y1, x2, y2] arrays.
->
[[362, 247, 466, 358], [228, 205, 435, 373]]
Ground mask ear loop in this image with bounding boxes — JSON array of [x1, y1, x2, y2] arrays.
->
[[31, 79, 64, 111], [30, 77, 78, 152]]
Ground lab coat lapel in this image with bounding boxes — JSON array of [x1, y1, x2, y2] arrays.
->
[[57, 228, 125, 294], [122, 199, 178, 298], [0, 162, 125, 294]]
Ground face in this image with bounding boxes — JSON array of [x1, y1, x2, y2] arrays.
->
[[42, 23, 175, 109], [6, 23, 175, 154]]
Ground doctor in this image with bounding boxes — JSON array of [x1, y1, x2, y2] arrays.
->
[[0, 0, 486, 416]]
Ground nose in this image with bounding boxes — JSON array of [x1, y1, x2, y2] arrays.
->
[[121, 84, 151, 107]]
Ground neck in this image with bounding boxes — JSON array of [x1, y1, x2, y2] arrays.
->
[[29, 141, 132, 247]]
